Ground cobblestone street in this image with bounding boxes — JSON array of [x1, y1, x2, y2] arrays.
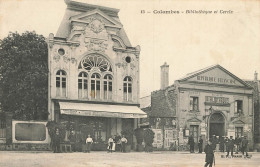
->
[[0, 151, 259, 167]]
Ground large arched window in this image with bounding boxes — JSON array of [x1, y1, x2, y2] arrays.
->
[[91, 73, 101, 99], [80, 54, 112, 72], [123, 76, 132, 101], [104, 75, 113, 100], [78, 72, 88, 99], [56, 70, 66, 97]]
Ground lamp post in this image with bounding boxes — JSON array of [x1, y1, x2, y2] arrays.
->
[[203, 106, 213, 140]]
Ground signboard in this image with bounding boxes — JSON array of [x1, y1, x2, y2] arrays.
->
[[61, 109, 147, 118], [201, 129, 206, 135], [152, 129, 163, 148], [178, 131, 184, 144], [185, 129, 189, 137]]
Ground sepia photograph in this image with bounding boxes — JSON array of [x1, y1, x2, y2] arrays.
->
[[0, 0, 259, 166]]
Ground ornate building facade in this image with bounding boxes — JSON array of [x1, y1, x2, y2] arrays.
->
[[47, 0, 146, 149]]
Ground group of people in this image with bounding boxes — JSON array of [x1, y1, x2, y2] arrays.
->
[[186, 134, 250, 167], [187, 135, 204, 153], [107, 135, 128, 153], [210, 135, 249, 157], [204, 135, 249, 167], [51, 128, 128, 153]]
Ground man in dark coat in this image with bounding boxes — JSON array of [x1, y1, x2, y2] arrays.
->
[[219, 136, 225, 152], [198, 136, 203, 153], [235, 135, 241, 154], [241, 136, 249, 157], [188, 135, 195, 153], [68, 130, 76, 152], [53, 128, 61, 153], [224, 136, 229, 152], [204, 140, 214, 167], [211, 135, 217, 150], [226, 136, 235, 157]]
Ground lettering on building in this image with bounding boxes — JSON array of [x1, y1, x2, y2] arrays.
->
[[197, 76, 236, 84]]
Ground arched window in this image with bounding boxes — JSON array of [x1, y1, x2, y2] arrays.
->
[[80, 54, 112, 72], [123, 76, 132, 101], [78, 72, 88, 98], [56, 70, 66, 97], [104, 75, 113, 100], [91, 73, 101, 99]]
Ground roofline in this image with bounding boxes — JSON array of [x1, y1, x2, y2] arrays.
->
[[65, 0, 120, 15], [140, 95, 151, 99], [177, 64, 252, 88]]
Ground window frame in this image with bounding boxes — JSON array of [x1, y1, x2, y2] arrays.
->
[[235, 100, 243, 114], [123, 76, 133, 102], [235, 127, 243, 137], [103, 74, 113, 100], [91, 73, 101, 100], [56, 70, 67, 97], [78, 72, 88, 99], [190, 96, 199, 111]]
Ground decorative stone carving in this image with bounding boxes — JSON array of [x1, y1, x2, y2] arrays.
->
[[89, 18, 105, 34], [71, 58, 77, 64], [83, 17, 108, 52], [85, 38, 108, 53], [53, 55, 60, 62], [71, 25, 85, 32], [63, 56, 70, 63]]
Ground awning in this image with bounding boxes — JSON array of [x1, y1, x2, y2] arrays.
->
[[59, 102, 147, 118]]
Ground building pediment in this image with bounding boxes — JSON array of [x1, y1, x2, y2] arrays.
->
[[232, 119, 245, 124], [178, 65, 250, 87], [187, 117, 202, 123], [70, 9, 122, 29]]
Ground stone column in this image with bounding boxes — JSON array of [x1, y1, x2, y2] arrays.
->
[[5, 112, 13, 145]]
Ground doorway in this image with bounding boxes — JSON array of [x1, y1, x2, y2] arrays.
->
[[209, 113, 225, 137]]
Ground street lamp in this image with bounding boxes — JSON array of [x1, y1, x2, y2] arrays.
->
[[203, 106, 213, 140]]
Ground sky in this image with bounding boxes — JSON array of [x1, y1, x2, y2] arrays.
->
[[0, 0, 260, 97]]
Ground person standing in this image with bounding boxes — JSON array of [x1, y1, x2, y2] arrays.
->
[[108, 136, 114, 153], [115, 134, 122, 152], [241, 136, 249, 157], [53, 128, 61, 153], [220, 136, 225, 152], [121, 135, 128, 153], [226, 136, 234, 158], [211, 135, 217, 150], [234, 135, 241, 154], [204, 140, 214, 167], [188, 135, 195, 153], [68, 130, 76, 152], [224, 136, 229, 152], [86, 134, 93, 153], [198, 136, 203, 153]]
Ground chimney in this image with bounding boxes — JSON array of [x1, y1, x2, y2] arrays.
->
[[254, 71, 258, 81], [160, 62, 169, 89]]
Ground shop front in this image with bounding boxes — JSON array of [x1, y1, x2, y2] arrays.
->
[[55, 101, 146, 151]]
